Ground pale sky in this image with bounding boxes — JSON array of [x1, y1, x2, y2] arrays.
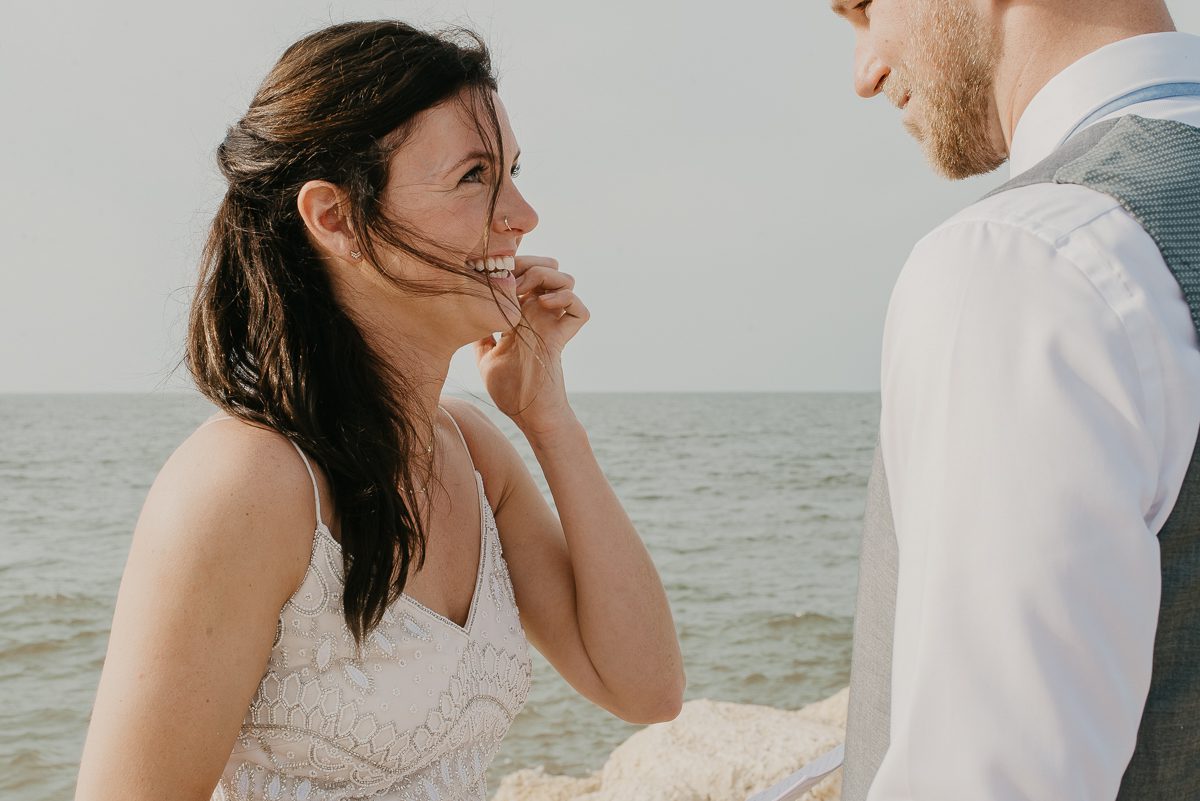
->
[[2, 1, 1197, 393]]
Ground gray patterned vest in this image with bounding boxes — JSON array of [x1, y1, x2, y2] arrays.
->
[[841, 115, 1200, 800]]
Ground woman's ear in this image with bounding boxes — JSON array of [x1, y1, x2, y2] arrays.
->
[[297, 180, 361, 262]]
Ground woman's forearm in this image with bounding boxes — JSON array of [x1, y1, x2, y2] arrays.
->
[[522, 416, 685, 720]]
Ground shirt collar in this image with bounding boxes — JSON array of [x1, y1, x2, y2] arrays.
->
[[1009, 32, 1200, 175]]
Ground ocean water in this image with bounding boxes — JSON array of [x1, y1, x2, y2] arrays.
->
[[0, 392, 879, 800]]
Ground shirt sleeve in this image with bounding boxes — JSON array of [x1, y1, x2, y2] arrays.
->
[[868, 218, 1162, 801]]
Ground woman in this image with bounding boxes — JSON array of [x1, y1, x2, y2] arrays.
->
[[76, 21, 684, 801]]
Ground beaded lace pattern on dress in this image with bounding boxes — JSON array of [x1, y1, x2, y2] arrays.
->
[[210, 414, 532, 801]]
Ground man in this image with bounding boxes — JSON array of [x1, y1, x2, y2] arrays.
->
[[828, 1, 1200, 799]]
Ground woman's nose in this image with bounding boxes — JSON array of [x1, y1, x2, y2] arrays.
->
[[854, 40, 890, 99], [494, 185, 538, 236]]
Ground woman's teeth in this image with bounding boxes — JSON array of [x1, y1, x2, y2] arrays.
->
[[467, 255, 515, 279]]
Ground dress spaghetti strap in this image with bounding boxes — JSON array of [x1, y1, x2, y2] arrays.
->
[[289, 442, 326, 530], [195, 412, 326, 531], [438, 405, 475, 471]]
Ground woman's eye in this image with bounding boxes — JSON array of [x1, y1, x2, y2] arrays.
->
[[460, 161, 520, 185], [460, 164, 485, 184]]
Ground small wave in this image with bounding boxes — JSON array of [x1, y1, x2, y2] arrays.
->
[[765, 611, 844, 630], [1, 591, 102, 613], [0, 628, 107, 660], [817, 472, 867, 488], [4, 747, 56, 784]]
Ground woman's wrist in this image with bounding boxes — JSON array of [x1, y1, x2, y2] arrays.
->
[[518, 412, 586, 453]]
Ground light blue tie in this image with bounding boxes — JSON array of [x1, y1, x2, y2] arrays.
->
[[1064, 82, 1200, 141]]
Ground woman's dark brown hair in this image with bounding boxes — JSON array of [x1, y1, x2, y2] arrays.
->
[[187, 21, 502, 643]]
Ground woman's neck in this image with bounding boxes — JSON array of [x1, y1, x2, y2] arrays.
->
[[366, 324, 454, 436]]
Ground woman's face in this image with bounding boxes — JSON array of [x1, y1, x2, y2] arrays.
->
[[375, 90, 537, 337]]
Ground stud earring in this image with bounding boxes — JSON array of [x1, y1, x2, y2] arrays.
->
[[349, 249, 362, 260]]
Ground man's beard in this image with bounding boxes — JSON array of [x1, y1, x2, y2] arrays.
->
[[889, 0, 1007, 180]]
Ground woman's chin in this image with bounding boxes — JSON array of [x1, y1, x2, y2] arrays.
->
[[472, 297, 522, 336]]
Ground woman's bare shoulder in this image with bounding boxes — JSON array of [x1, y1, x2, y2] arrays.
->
[[439, 398, 526, 503], [133, 414, 322, 605], [439, 398, 514, 460], [78, 415, 324, 798]]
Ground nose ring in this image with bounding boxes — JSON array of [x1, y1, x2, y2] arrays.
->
[[504, 216, 512, 231]]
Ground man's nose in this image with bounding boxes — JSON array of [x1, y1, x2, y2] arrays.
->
[[854, 41, 890, 98]]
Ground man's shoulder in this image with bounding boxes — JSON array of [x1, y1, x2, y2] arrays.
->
[[917, 180, 1124, 260], [886, 178, 1153, 345], [892, 182, 1121, 307]]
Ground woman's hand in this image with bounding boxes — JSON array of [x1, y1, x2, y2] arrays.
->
[[475, 256, 589, 436]]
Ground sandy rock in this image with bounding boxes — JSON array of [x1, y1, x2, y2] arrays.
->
[[493, 688, 848, 801], [493, 767, 601, 801]]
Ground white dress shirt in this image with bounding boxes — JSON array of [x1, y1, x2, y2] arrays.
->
[[870, 33, 1200, 801]]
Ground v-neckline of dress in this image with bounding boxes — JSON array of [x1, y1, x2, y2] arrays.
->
[[315, 468, 489, 637]]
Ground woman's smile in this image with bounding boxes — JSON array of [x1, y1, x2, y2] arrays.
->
[[467, 254, 518, 292]]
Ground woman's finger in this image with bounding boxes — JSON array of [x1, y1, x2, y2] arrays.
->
[[536, 290, 578, 310], [532, 291, 590, 327], [540, 293, 590, 339], [516, 266, 574, 296], [512, 255, 559, 277], [473, 334, 498, 364]]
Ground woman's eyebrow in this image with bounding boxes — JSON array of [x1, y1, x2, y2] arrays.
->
[[440, 148, 523, 178], [441, 150, 491, 177]]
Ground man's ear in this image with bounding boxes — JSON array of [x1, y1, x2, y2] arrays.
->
[[297, 180, 360, 262]]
